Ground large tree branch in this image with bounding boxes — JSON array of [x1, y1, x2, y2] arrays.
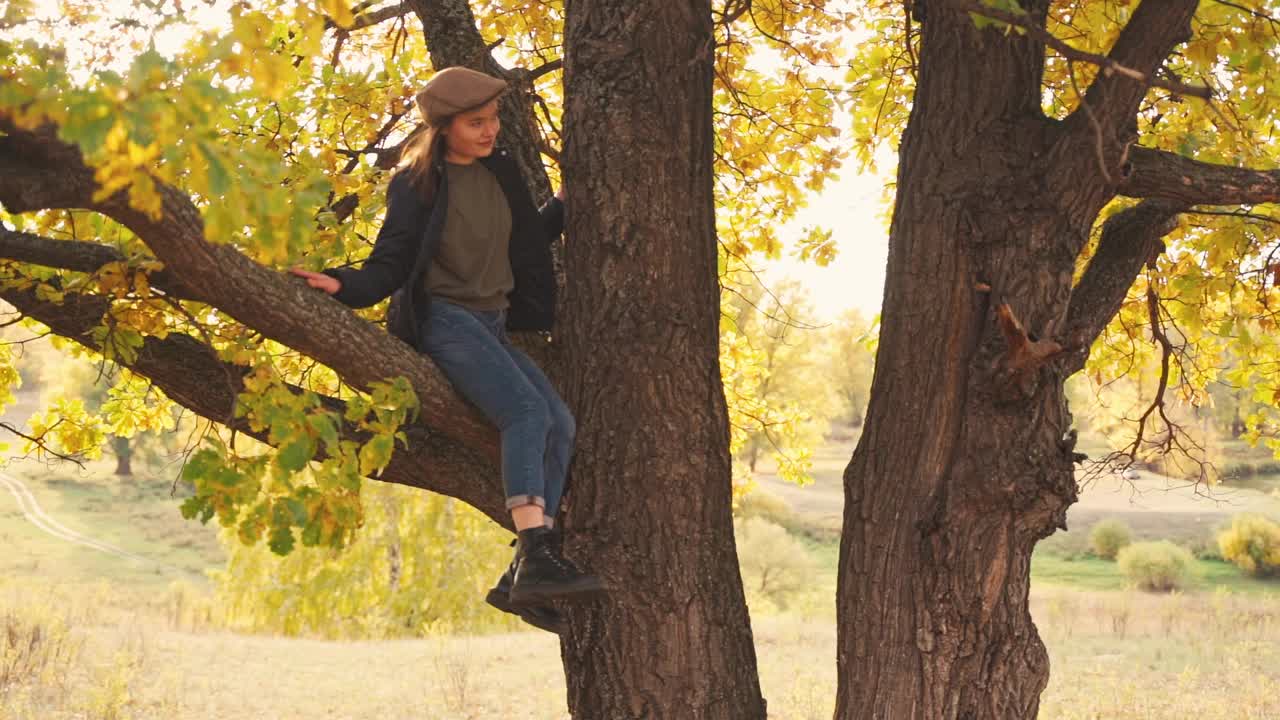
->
[[953, 0, 1211, 101], [0, 282, 510, 525], [1062, 199, 1187, 374], [0, 128, 92, 211], [1074, 0, 1199, 126], [0, 227, 123, 273], [1120, 146, 1280, 205], [0, 226, 198, 299], [1055, 0, 1199, 186], [0, 121, 502, 460]]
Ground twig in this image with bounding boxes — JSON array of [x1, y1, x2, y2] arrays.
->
[[526, 59, 563, 83], [1211, 0, 1280, 35], [0, 422, 87, 467], [324, 2, 411, 32]]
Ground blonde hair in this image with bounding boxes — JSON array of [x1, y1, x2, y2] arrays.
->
[[394, 117, 451, 203]]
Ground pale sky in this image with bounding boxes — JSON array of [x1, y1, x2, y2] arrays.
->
[[749, 22, 891, 325], [762, 159, 893, 323]]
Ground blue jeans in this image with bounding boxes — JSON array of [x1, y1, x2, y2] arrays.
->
[[417, 299, 574, 519]]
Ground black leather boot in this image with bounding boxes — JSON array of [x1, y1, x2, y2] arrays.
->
[[509, 527, 604, 606], [485, 544, 566, 634]]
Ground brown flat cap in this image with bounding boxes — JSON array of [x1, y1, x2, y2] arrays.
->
[[414, 67, 508, 125]]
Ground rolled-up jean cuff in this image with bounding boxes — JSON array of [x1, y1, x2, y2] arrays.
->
[[505, 495, 547, 510]]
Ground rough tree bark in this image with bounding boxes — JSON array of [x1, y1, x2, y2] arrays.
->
[[554, 0, 767, 717], [834, 2, 1234, 717]]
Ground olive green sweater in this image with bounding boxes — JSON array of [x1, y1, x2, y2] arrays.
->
[[424, 160, 514, 311]]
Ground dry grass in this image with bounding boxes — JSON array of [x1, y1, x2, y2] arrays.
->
[[1034, 588, 1279, 719], [3, 436, 1278, 718], [1, 606, 80, 699], [1, 578, 1276, 720]]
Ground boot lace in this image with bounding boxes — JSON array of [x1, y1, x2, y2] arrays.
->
[[535, 542, 577, 575]]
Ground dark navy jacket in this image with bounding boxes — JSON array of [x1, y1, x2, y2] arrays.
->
[[322, 148, 564, 348]]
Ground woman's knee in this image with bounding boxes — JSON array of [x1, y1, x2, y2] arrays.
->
[[510, 393, 553, 435], [551, 401, 575, 442]]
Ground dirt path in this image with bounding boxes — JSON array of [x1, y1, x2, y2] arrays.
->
[[0, 470, 160, 566]]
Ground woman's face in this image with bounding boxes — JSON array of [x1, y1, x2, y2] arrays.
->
[[443, 99, 500, 163]]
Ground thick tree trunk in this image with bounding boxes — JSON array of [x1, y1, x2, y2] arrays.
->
[[835, 2, 1198, 717], [835, 138, 1073, 718], [844, 7, 1059, 720], [555, 1, 766, 717]]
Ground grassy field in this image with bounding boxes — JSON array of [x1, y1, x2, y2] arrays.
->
[[3, 425, 1280, 719], [2, 575, 1277, 719], [0, 456, 224, 589], [1031, 553, 1280, 594]]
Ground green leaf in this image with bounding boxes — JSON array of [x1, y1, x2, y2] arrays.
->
[[358, 433, 394, 477], [181, 447, 222, 483], [198, 139, 233, 196], [285, 497, 308, 525], [276, 436, 314, 473], [62, 100, 116, 156], [268, 524, 296, 555], [305, 412, 340, 453], [300, 520, 322, 547], [179, 495, 208, 522]]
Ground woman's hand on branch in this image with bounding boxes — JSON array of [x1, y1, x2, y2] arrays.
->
[[289, 267, 342, 295]]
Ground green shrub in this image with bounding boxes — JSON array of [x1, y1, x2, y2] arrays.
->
[[735, 487, 795, 528], [1217, 514, 1280, 578], [1089, 519, 1132, 560], [1189, 529, 1226, 561], [1116, 541, 1195, 592], [1036, 529, 1091, 560], [735, 517, 817, 611]]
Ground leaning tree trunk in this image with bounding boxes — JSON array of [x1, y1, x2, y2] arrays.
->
[[555, 1, 767, 717], [835, 2, 1197, 717]]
